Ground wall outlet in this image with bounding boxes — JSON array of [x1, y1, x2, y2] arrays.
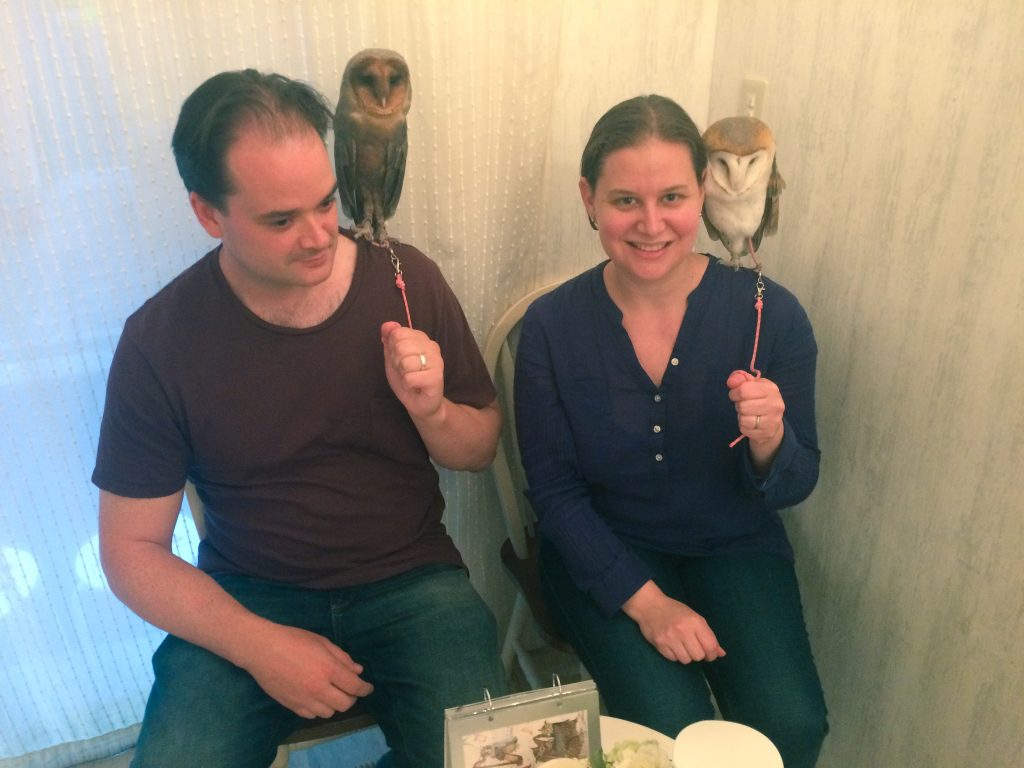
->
[[740, 78, 768, 118]]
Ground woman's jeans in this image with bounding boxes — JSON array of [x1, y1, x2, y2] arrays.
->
[[541, 543, 829, 768], [131, 564, 506, 768]]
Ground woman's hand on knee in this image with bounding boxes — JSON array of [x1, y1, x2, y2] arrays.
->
[[622, 580, 726, 664]]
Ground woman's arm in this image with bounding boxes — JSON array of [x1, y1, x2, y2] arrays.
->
[[736, 299, 820, 508], [514, 307, 650, 617]]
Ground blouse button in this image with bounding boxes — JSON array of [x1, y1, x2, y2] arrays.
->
[[653, 425, 662, 434], [654, 394, 662, 403], [655, 453, 664, 462], [670, 357, 679, 366]]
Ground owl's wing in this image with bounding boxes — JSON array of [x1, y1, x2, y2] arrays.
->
[[333, 115, 362, 223], [753, 159, 786, 249], [701, 200, 724, 242], [382, 120, 408, 219]]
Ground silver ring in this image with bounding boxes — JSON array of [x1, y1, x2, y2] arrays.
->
[[418, 353, 427, 371], [754, 415, 761, 429]]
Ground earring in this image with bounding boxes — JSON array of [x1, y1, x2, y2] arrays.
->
[[588, 214, 598, 231]]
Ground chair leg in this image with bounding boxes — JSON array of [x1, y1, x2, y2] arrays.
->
[[501, 593, 530, 678], [269, 745, 290, 768]]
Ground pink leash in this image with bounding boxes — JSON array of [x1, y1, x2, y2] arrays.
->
[[729, 239, 765, 448], [383, 239, 414, 328], [394, 272, 413, 329]]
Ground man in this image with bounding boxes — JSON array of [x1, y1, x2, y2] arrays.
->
[[94, 69, 506, 768]]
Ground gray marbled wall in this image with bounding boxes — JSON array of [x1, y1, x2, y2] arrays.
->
[[706, 1, 1024, 764]]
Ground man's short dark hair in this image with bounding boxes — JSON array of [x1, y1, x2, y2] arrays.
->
[[171, 69, 332, 211]]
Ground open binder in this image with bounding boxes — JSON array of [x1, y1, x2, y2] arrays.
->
[[444, 677, 601, 767]]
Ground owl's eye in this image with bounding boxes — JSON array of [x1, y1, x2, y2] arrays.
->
[[388, 75, 402, 86], [359, 74, 375, 86]]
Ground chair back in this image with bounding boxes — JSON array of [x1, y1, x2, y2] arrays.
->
[[485, 281, 586, 688], [483, 281, 561, 559], [183, 480, 206, 538]]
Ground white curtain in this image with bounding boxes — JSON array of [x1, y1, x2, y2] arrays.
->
[[0, 1, 715, 764]]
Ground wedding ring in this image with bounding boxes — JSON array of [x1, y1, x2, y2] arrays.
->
[[754, 415, 761, 429], [418, 353, 427, 371]]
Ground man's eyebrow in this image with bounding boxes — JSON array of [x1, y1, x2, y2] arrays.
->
[[255, 184, 339, 221], [320, 184, 339, 204]]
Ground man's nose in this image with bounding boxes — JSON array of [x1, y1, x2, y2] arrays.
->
[[299, 214, 333, 249]]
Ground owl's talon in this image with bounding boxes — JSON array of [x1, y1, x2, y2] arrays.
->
[[352, 220, 375, 241]]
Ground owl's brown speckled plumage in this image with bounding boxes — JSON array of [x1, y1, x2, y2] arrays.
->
[[333, 49, 411, 243]]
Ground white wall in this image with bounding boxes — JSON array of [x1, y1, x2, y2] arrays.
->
[[705, 1, 1024, 765]]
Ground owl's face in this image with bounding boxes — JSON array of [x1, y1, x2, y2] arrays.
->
[[703, 116, 776, 198], [707, 148, 774, 197], [348, 53, 411, 116]]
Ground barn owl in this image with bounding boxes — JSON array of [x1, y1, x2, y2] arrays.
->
[[333, 48, 412, 243], [702, 116, 785, 269]]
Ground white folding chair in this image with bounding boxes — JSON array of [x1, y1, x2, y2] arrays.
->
[[483, 281, 583, 689]]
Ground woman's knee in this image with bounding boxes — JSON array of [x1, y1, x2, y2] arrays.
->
[[754, 697, 828, 768]]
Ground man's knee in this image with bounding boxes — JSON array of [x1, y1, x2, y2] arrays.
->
[[134, 635, 295, 768]]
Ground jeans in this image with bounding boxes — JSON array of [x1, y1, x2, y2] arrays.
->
[[541, 543, 828, 768], [131, 564, 506, 768]]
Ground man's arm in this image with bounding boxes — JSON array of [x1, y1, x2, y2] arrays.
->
[[99, 489, 373, 718], [410, 397, 501, 471], [380, 321, 501, 471]]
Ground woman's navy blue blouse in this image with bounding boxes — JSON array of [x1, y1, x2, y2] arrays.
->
[[514, 258, 820, 616]]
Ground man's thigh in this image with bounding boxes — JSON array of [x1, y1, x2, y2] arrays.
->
[[340, 565, 506, 768], [132, 633, 301, 768], [131, 574, 330, 767]]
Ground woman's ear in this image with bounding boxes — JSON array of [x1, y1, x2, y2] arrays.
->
[[579, 177, 597, 229], [578, 177, 594, 211], [189, 192, 224, 239]]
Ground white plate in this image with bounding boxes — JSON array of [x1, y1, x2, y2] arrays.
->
[[672, 720, 782, 768], [600, 715, 674, 765]]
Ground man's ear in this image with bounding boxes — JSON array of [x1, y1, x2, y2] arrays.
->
[[189, 192, 223, 238]]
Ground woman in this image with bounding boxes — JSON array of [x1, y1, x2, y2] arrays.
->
[[514, 95, 828, 768]]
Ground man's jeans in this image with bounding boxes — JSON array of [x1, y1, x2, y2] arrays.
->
[[131, 564, 506, 768]]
